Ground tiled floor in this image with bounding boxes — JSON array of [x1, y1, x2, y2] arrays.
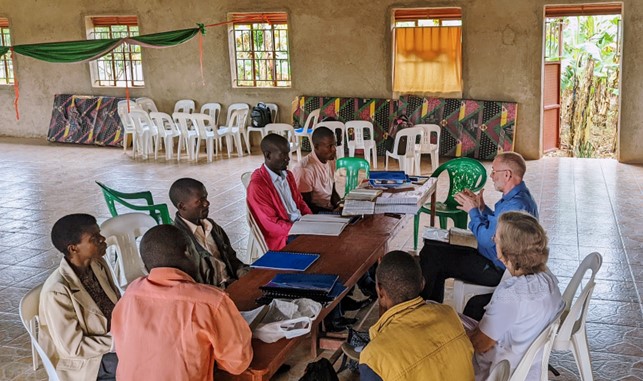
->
[[0, 137, 641, 380]]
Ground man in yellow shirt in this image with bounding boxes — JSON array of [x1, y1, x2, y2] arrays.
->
[[359, 251, 474, 381]]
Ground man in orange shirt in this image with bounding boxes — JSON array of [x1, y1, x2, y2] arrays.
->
[[111, 225, 252, 381], [292, 127, 340, 213]]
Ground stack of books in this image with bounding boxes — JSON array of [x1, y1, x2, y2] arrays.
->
[[342, 172, 436, 216], [257, 273, 346, 304]]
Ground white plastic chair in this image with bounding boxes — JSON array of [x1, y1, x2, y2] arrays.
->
[[551, 252, 602, 381], [226, 103, 251, 154], [200, 103, 222, 124], [128, 109, 159, 160], [265, 123, 301, 161], [135, 97, 158, 113], [173, 112, 199, 161], [100, 213, 157, 291], [294, 108, 320, 148], [174, 99, 195, 114], [149, 112, 181, 160], [117, 100, 140, 154], [191, 112, 220, 162], [19, 284, 61, 381], [385, 126, 424, 175], [345, 120, 378, 168], [265, 103, 278, 122], [315, 121, 346, 159], [448, 270, 511, 314], [241, 172, 269, 263], [508, 316, 562, 381], [488, 359, 511, 381], [218, 108, 247, 158], [416, 124, 441, 173]]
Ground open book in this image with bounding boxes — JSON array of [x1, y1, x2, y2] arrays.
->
[[289, 214, 350, 236]]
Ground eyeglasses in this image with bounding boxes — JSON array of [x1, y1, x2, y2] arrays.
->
[[490, 169, 511, 176]]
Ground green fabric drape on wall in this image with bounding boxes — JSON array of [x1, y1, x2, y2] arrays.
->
[[128, 28, 199, 47], [4, 27, 200, 63], [13, 39, 122, 63]]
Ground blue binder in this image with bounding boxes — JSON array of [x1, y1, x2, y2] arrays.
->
[[251, 251, 320, 271], [369, 171, 409, 188], [261, 273, 339, 295]]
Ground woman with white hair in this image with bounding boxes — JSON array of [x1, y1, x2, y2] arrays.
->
[[468, 211, 564, 381]]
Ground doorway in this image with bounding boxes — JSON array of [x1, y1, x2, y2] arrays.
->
[[542, 3, 622, 158]]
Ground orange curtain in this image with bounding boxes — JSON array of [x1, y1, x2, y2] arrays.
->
[[394, 26, 462, 96]]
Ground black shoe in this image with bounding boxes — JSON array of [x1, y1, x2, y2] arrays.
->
[[325, 317, 358, 332], [341, 296, 372, 311], [358, 282, 377, 300]]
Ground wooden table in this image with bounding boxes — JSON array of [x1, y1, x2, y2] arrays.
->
[[218, 214, 408, 381]]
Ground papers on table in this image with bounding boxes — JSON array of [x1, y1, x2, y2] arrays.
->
[[289, 214, 350, 236]]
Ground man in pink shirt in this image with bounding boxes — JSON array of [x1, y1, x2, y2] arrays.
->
[[111, 225, 252, 381], [247, 134, 312, 250], [292, 127, 341, 213]]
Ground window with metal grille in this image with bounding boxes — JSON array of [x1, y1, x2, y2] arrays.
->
[[229, 13, 291, 88], [86, 16, 144, 87], [0, 18, 14, 85], [394, 8, 462, 28]]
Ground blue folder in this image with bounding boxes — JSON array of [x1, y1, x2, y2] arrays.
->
[[262, 273, 339, 294], [251, 251, 319, 271], [369, 171, 410, 188]]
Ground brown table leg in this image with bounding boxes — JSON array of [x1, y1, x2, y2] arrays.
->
[[310, 323, 319, 357]]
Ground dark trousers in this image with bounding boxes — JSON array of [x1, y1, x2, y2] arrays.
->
[[96, 352, 118, 381], [419, 240, 504, 319]]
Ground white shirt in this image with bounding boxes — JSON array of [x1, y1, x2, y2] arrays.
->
[[474, 270, 564, 381], [264, 164, 302, 222]]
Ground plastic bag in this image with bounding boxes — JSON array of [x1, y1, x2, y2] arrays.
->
[[250, 298, 322, 343]]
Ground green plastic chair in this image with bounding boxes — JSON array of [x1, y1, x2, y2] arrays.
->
[[96, 181, 172, 225], [336, 157, 370, 195], [413, 157, 487, 250]]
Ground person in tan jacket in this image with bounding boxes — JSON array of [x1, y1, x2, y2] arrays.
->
[[39, 214, 120, 381]]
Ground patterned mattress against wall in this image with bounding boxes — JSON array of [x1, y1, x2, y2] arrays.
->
[[293, 95, 517, 160], [293, 96, 395, 154], [397, 95, 517, 160], [47, 94, 126, 147]]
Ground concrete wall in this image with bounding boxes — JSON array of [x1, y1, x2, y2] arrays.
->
[[0, 0, 641, 162]]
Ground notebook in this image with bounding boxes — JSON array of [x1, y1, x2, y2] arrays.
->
[[261, 273, 339, 295], [257, 280, 347, 304], [251, 251, 320, 271]]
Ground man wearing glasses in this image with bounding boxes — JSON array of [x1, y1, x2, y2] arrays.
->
[[419, 152, 538, 320]]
